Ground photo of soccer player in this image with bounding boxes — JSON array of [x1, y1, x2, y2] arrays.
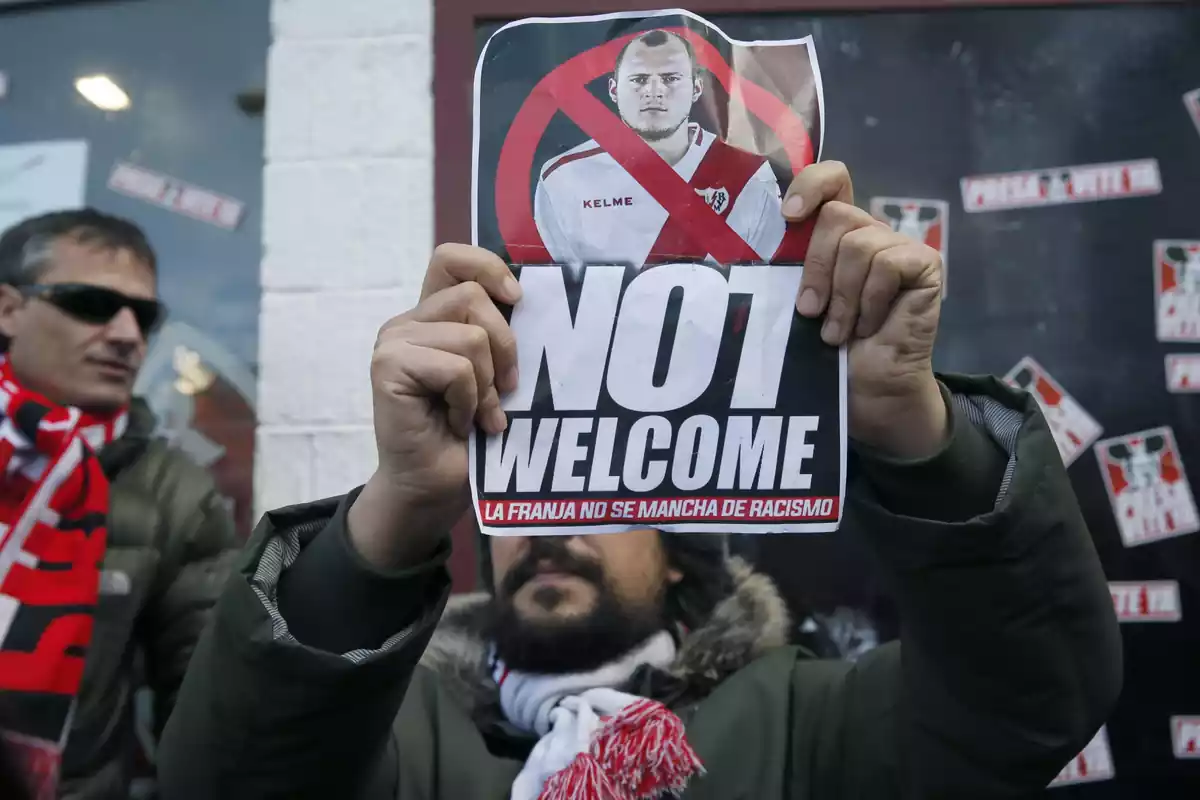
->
[[534, 29, 786, 270], [473, 10, 823, 272]]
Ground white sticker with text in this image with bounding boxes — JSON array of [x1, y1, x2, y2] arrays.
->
[[1109, 581, 1181, 622], [960, 159, 1160, 213], [107, 161, 244, 230]]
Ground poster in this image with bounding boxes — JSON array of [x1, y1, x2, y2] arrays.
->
[[869, 197, 948, 296], [1002, 356, 1101, 467], [1154, 240, 1200, 343], [1094, 426, 1200, 548], [0, 140, 88, 234], [469, 10, 844, 536]]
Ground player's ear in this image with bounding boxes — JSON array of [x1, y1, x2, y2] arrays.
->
[[608, 75, 618, 104], [692, 74, 703, 103]]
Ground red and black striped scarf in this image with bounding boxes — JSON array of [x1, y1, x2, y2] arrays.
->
[[0, 357, 126, 800]]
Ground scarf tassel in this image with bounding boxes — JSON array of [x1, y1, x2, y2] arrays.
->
[[538, 753, 623, 800], [539, 699, 703, 800], [598, 699, 704, 798]]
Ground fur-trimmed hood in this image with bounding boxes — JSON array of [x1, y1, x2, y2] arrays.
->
[[419, 557, 792, 717]]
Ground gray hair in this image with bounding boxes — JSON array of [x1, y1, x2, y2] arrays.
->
[[0, 208, 156, 287]]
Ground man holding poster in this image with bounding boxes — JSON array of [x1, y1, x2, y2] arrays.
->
[[161, 160, 1120, 800], [160, 11, 1119, 800]]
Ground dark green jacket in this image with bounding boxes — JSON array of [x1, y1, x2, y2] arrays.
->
[[60, 400, 239, 800], [159, 375, 1122, 799]]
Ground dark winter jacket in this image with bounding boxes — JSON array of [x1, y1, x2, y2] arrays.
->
[[59, 400, 239, 800], [158, 374, 1122, 799]]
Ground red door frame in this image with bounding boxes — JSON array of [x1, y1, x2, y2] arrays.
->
[[433, 0, 1184, 592]]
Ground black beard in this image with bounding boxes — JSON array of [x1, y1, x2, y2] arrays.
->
[[486, 538, 667, 675]]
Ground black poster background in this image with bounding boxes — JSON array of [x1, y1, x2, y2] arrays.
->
[[472, 3, 1200, 796], [471, 12, 843, 531]]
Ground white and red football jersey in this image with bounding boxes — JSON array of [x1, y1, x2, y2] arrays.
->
[[534, 124, 785, 269]]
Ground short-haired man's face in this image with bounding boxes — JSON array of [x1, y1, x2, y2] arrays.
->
[[488, 529, 682, 673], [609, 37, 701, 142], [0, 237, 156, 411]]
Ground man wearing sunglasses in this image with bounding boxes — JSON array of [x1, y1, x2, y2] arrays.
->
[[0, 209, 237, 800]]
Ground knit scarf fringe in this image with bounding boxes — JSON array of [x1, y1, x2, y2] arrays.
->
[[538, 699, 704, 800]]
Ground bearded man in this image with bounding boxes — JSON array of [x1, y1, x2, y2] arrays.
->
[[158, 162, 1121, 800]]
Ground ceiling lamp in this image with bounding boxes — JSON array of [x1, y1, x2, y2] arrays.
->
[[75, 74, 130, 111]]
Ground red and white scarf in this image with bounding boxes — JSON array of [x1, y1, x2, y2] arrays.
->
[[495, 631, 704, 800], [0, 357, 126, 799]]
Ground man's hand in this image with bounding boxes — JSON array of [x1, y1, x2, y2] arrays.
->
[[783, 161, 948, 460], [348, 244, 521, 569]]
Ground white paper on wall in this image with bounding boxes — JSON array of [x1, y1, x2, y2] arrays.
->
[[1172, 716, 1200, 759], [1094, 426, 1200, 548], [107, 161, 244, 231], [1048, 726, 1115, 787], [0, 140, 88, 233], [1002, 356, 1102, 467], [1166, 354, 1200, 393], [1154, 241, 1200, 343], [960, 159, 1160, 213], [1109, 580, 1182, 622]]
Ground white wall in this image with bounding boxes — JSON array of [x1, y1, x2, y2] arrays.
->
[[256, 0, 434, 516]]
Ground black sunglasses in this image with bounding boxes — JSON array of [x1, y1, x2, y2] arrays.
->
[[19, 283, 166, 338]]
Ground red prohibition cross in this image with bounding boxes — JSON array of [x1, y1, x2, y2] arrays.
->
[[494, 27, 817, 265]]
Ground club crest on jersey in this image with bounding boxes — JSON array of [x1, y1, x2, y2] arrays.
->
[[695, 186, 730, 215]]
